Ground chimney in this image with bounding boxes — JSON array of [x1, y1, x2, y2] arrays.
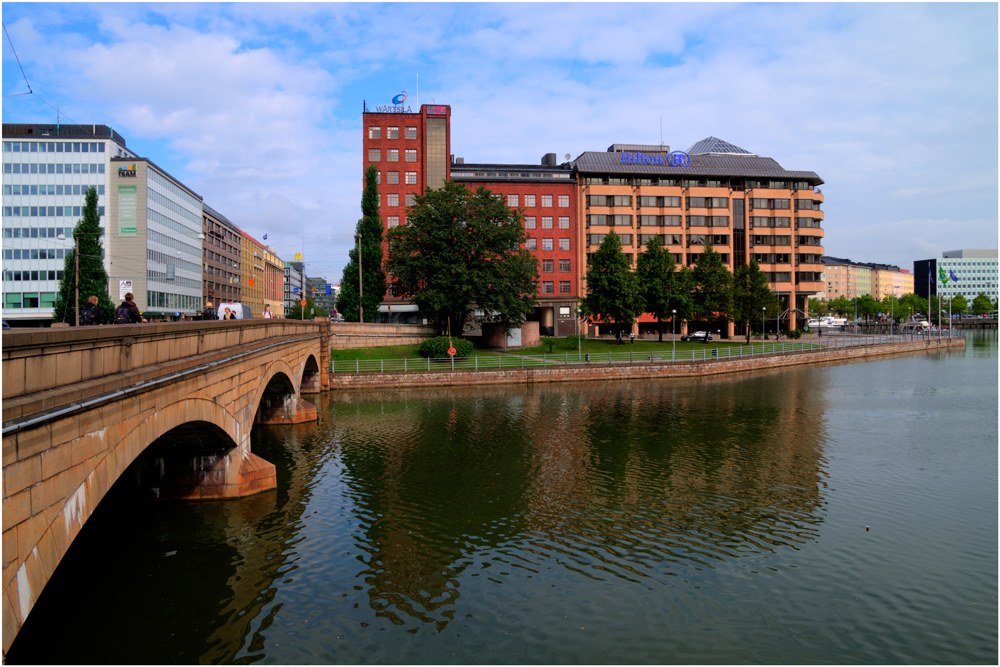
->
[[456, 157, 464, 164]]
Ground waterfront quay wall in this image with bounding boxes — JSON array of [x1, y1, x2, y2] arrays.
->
[[329, 322, 436, 349], [328, 337, 966, 390]]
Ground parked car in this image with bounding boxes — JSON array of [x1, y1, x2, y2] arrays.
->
[[2, 319, 9, 330], [681, 331, 712, 342]]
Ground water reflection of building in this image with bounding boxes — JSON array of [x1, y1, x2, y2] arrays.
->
[[328, 372, 827, 628]]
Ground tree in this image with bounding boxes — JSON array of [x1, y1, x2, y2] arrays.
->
[[855, 294, 879, 323], [971, 292, 993, 315], [286, 297, 329, 320], [898, 292, 927, 320], [53, 187, 115, 324], [951, 294, 968, 318], [337, 165, 386, 322], [828, 295, 852, 317], [691, 245, 732, 324], [732, 259, 778, 343], [809, 298, 830, 318], [635, 235, 691, 342], [385, 181, 538, 334], [580, 231, 642, 330]]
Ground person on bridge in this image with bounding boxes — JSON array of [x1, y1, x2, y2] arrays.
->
[[115, 293, 146, 324], [202, 301, 217, 321], [263, 304, 273, 318], [79, 295, 102, 326]]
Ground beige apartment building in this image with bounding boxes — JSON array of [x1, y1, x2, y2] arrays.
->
[[821, 256, 913, 300]]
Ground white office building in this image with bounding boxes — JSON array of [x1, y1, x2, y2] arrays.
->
[[2, 124, 137, 324], [916, 249, 998, 305]]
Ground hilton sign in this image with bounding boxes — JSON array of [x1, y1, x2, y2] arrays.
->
[[621, 151, 691, 168]]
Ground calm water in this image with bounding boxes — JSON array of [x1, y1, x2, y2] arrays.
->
[[9, 333, 997, 664]]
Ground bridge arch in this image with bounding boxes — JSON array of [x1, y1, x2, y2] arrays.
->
[[301, 355, 321, 394], [252, 359, 318, 426]]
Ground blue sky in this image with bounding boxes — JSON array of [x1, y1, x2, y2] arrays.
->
[[3, 2, 997, 284]]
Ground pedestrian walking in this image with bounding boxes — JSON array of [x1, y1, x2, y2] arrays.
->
[[630, 331, 635, 344], [202, 301, 217, 320], [79, 295, 102, 325], [113, 293, 146, 324]]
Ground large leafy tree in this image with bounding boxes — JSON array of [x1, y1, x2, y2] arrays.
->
[[635, 235, 692, 341], [732, 259, 778, 343], [971, 292, 993, 315], [897, 292, 927, 320], [691, 245, 732, 324], [951, 294, 968, 317], [337, 165, 386, 322], [385, 180, 538, 334], [854, 294, 879, 323], [580, 231, 642, 329], [808, 298, 830, 318], [828, 295, 853, 317], [53, 187, 115, 324]]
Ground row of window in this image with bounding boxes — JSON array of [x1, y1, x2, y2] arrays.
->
[[507, 194, 571, 208], [3, 226, 80, 238], [524, 217, 570, 230], [368, 149, 417, 163], [585, 233, 731, 247], [4, 248, 65, 260], [3, 271, 63, 283], [586, 214, 730, 227], [3, 291, 58, 308], [4, 206, 104, 217], [5, 184, 104, 196], [582, 176, 816, 190], [526, 238, 572, 251], [751, 235, 825, 247], [4, 141, 106, 153], [4, 162, 106, 174], [368, 127, 418, 140], [378, 171, 419, 185], [540, 259, 573, 272], [538, 281, 573, 295]]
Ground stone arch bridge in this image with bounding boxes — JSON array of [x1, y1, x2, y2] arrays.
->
[[1, 318, 331, 655]]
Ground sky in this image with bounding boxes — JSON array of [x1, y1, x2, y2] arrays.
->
[[3, 2, 997, 284]]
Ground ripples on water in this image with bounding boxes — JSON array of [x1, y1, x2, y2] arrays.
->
[[8, 332, 997, 664]]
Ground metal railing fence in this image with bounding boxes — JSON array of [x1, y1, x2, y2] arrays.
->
[[330, 331, 954, 374]]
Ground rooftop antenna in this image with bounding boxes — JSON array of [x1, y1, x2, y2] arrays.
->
[[416, 72, 419, 110], [660, 115, 663, 148], [57, 103, 60, 131]]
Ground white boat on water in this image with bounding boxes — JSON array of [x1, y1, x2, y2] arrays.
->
[[807, 316, 848, 329], [899, 318, 935, 334]]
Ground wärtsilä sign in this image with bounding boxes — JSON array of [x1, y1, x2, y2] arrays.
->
[[118, 164, 137, 177]]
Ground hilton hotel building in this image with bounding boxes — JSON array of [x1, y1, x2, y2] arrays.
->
[[363, 109, 825, 336]]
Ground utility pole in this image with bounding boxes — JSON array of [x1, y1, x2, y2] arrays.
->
[[357, 232, 364, 322]]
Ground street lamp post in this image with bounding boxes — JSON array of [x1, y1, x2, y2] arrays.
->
[[762, 307, 766, 344], [357, 233, 363, 322], [671, 308, 676, 361]]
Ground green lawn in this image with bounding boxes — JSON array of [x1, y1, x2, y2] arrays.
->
[[331, 336, 823, 371], [520, 336, 785, 355]]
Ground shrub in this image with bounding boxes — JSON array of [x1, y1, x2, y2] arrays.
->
[[418, 336, 475, 359]]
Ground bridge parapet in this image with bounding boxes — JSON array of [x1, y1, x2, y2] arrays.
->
[[2, 319, 326, 423], [329, 322, 437, 349]]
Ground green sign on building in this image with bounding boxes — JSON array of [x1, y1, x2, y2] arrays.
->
[[118, 184, 137, 236]]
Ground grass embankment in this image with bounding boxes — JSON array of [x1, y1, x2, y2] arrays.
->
[[330, 336, 822, 370], [520, 336, 805, 355]]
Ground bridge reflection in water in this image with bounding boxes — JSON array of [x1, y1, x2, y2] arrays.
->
[[8, 366, 828, 664]]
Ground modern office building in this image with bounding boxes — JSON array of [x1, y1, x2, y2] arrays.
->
[[107, 156, 204, 320], [2, 123, 138, 324], [915, 249, 998, 303], [203, 203, 243, 308], [283, 260, 305, 314], [362, 105, 826, 334], [821, 256, 913, 300]]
